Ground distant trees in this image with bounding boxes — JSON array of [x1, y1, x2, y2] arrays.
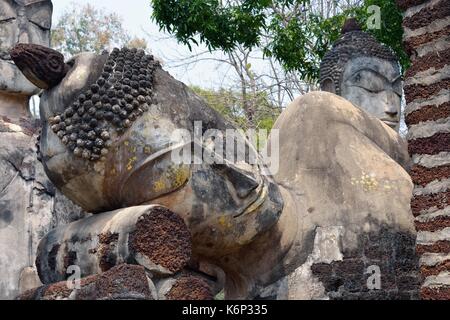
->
[[51, 3, 147, 57], [152, 0, 407, 83], [191, 85, 281, 131]]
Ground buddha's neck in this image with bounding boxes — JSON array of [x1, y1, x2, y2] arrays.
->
[[0, 93, 31, 122]]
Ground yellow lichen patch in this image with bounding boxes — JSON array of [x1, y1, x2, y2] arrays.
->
[[166, 166, 190, 189], [144, 146, 152, 154], [126, 156, 137, 171], [351, 172, 378, 192], [218, 216, 232, 229], [153, 179, 167, 193], [129, 145, 137, 153], [124, 140, 129, 146]]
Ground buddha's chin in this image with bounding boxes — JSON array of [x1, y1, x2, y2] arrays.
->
[[382, 120, 399, 129]]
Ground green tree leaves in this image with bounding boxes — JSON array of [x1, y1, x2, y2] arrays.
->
[[152, 0, 268, 51]]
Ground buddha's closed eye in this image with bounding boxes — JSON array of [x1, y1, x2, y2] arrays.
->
[[346, 69, 386, 93]]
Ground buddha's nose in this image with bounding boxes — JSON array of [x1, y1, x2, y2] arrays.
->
[[384, 91, 400, 119], [18, 32, 29, 44]]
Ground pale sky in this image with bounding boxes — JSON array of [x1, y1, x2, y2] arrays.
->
[[52, 0, 233, 89]]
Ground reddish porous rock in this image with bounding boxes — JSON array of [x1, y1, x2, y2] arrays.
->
[[410, 164, 450, 187], [163, 274, 213, 300], [98, 232, 119, 272], [421, 286, 450, 300], [396, 0, 429, 11], [408, 133, 450, 155], [404, 26, 450, 57], [406, 101, 450, 125], [404, 79, 450, 103], [310, 227, 419, 300], [415, 216, 450, 232], [402, 0, 450, 30], [404, 50, 450, 78], [420, 261, 450, 277], [17, 264, 153, 300], [416, 241, 450, 255], [128, 206, 192, 275], [411, 190, 450, 216]]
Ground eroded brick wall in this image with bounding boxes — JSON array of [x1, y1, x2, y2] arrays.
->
[[398, 0, 450, 300], [311, 226, 419, 300]]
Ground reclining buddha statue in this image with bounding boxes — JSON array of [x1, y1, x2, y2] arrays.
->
[[11, 19, 419, 300]]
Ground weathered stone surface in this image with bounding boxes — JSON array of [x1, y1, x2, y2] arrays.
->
[[404, 25, 450, 57], [411, 190, 450, 216], [401, 2, 450, 300], [404, 49, 450, 78], [309, 226, 420, 300], [410, 164, 450, 187], [258, 92, 418, 299], [405, 79, 450, 102], [18, 263, 217, 300], [408, 132, 450, 155], [397, 0, 429, 11], [0, 122, 85, 299], [216, 92, 418, 299]]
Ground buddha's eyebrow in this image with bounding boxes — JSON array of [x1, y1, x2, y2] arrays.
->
[[347, 68, 386, 81], [349, 68, 401, 83]]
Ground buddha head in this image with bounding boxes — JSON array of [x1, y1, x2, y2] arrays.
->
[[0, 0, 52, 97], [320, 19, 402, 131]]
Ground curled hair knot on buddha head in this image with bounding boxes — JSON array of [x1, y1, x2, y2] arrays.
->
[[319, 18, 400, 95]]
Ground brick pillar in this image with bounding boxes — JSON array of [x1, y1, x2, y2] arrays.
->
[[397, 0, 450, 300]]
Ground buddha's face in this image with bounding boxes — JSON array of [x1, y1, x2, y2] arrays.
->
[[341, 56, 402, 130], [0, 0, 52, 96]]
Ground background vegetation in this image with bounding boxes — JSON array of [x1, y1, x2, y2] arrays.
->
[[51, 1, 406, 132]]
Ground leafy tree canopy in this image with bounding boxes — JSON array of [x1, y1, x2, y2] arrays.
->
[[152, 0, 408, 83]]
